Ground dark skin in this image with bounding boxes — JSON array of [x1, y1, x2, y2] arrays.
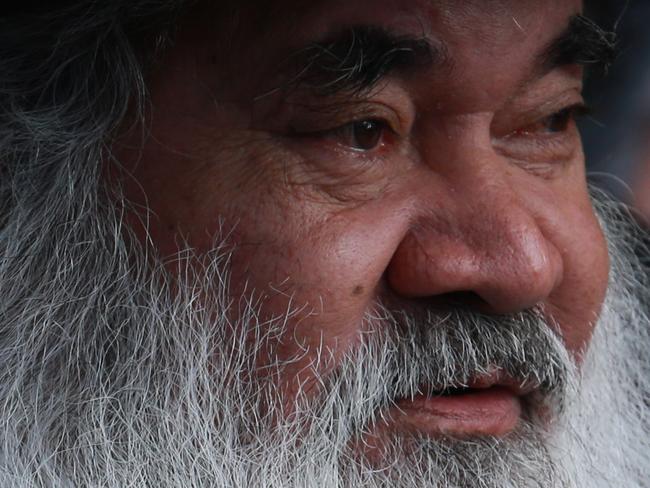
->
[[115, 0, 609, 439]]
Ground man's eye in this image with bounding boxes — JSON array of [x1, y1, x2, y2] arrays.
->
[[332, 119, 388, 151], [513, 104, 590, 137], [542, 107, 575, 133], [540, 104, 591, 133]]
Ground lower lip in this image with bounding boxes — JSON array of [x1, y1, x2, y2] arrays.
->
[[390, 386, 522, 437]]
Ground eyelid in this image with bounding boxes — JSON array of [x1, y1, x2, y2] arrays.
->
[[287, 101, 407, 138], [491, 89, 586, 138], [512, 102, 592, 137], [492, 103, 585, 169], [281, 77, 416, 133]]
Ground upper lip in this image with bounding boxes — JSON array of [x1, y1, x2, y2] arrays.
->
[[420, 370, 540, 397], [468, 374, 539, 396]]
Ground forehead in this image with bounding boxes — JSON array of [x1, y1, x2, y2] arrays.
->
[[228, 0, 582, 49]]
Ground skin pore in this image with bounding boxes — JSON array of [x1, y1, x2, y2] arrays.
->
[[115, 0, 609, 440]]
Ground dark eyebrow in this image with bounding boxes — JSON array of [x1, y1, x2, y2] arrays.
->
[[284, 25, 440, 96], [278, 16, 616, 98], [542, 14, 618, 72]]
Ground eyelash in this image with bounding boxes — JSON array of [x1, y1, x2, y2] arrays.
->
[[509, 103, 591, 137]]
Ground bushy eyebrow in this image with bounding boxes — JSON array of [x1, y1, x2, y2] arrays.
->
[[280, 14, 617, 99], [542, 14, 618, 72], [284, 25, 440, 96]]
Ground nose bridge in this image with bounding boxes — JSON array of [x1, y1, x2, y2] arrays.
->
[[387, 148, 563, 314]]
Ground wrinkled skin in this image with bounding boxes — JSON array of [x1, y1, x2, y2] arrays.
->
[[116, 0, 608, 436]]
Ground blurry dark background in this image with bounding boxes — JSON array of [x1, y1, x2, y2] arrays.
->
[[582, 0, 650, 223]]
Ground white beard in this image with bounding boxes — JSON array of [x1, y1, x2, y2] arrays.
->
[[545, 218, 650, 488], [0, 191, 647, 488]]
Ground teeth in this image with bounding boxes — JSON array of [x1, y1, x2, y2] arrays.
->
[[445, 387, 471, 396], [430, 386, 471, 397]]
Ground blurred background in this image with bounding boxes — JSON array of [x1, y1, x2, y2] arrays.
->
[[582, 0, 650, 226]]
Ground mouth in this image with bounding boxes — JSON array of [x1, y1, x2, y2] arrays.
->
[[386, 376, 535, 438]]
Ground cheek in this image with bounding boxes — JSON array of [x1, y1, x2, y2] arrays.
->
[[226, 204, 409, 346], [547, 201, 610, 358], [219, 202, 410, 401]]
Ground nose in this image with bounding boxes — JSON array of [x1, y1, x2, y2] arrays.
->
[[386, 160, 563, 315]]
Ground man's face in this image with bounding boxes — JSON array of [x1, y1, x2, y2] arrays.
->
[[118, 0, 607, 448]]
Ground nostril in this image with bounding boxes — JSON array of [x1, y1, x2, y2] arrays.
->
[[440, 291, 494, 313], [413, 291, 492, 313]]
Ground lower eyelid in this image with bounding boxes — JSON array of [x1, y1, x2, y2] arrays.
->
[[494, 128, 579, 165]]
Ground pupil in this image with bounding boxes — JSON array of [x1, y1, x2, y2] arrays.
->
[[547, 108, 572, 133], [353, 120, 382, 150]]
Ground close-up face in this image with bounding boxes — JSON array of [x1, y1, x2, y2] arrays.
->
[[3, 0, 649, 486], [117, 0, 607, 438]]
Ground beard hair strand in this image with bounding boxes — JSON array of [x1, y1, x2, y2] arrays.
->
[[0, 189, 648, 488]]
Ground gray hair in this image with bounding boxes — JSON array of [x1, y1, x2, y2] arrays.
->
[[0, 1, 183, 216]]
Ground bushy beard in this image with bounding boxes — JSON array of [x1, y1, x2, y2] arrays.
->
[[249, 304, 571, 488], [0, 191, 648, 488]]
